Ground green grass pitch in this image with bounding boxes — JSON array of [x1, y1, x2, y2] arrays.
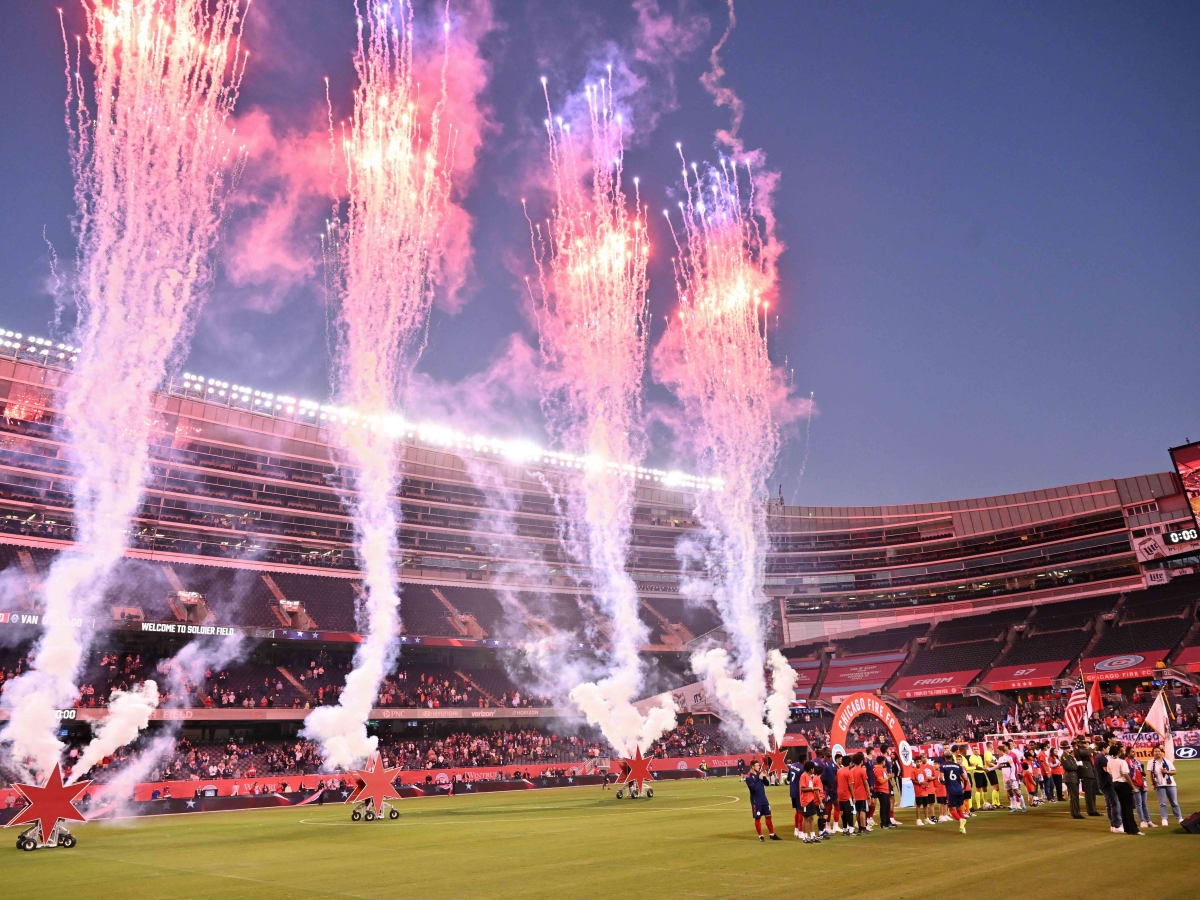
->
[[3, 766, 1197, 898]]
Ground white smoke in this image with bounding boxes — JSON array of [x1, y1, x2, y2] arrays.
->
[[765, 649, 797, 746], [68, 681, 160, 784], [691, 646, 769, 749], [570, 671, 677, 759], [301, 659, 383, 770], [88, 634, 244, 815], [0, 0, 246, 777], [301, 0, 474, 770]]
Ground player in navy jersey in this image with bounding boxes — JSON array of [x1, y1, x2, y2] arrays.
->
[[939, 754, 969, 834], [819, 750, 839, 835], [745, 760, 781, 841], [787, 760, 806, 837]]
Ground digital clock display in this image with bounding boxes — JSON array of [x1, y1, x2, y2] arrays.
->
[[1164, 527, 1200, 545]]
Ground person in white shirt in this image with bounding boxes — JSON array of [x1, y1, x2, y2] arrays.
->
[[1106, 745, 1140, 835], [1148, 745, 1183, 827]]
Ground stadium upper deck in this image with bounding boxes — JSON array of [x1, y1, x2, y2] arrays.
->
[[0, 332, 1195, 647]]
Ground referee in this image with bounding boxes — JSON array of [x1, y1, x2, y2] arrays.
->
[[966, 746, 988, 811]]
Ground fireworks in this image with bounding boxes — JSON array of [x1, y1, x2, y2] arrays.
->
[[524, 73, 675, 757], [0, 0, 246, 778], [663, 153, 783, 748], [303, 0, 455, 770]]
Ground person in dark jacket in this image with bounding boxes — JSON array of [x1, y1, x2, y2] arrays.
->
[[1061, 741, 1083, 819], [1075, 740, 1100, 816], [1093, 738, 1121, 831]]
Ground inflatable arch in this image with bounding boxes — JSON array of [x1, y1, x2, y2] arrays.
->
[[829, 692, 915, 807]]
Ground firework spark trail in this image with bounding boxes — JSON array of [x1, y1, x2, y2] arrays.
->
[[525, 74, 674, 757], [303, 0, 455, 770], [0, 0, 246, 778], [663, 154, 782, 749]]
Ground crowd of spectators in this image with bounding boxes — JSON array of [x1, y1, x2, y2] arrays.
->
[[0, 644, 561, 711], [27, 719, 737, 790]]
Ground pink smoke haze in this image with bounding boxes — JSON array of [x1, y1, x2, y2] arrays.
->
[[0, 0, 247, 779], [221, 109, 334, 312]]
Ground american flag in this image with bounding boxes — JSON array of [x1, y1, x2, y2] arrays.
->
[[1064, 674, 1088, 737]]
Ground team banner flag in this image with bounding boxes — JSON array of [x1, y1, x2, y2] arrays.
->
[[1144, 691, 1175, 763]]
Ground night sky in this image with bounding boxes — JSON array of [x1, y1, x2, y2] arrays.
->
[[1, 1, 1197, 506]]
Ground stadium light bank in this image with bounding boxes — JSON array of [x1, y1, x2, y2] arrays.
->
[[0, 326, 722, 493]]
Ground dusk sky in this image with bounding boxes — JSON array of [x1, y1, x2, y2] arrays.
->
[[1, 0, 1197, 507]]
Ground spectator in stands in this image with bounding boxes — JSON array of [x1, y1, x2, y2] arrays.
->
[[1148, 745, 1183, 828]]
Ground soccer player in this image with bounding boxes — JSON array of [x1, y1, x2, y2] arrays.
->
[[1036, 742, 1053, 802], [1022, 750, 1041, 807], [787, 758, 805, 838], [996, 742, 1025, 811], [939, 754, 969, 834], [914, 753, 937, 825], [836, 757, 856, 835], [797, 761, 824, 843], [872, 755, 895, 829], [820, 750, 839, 835], [745, 760, 781, 841], [932, 755, 949, 822], [850, 752, 871, 834]]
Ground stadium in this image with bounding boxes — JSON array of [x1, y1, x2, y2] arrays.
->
[[1, 1, 1198, 898], [1, 329, 1198, 893]]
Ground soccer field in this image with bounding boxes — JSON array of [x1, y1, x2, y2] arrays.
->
[[3, 766, 1197, 899]]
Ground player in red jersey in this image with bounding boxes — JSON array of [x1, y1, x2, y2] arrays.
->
[[1022, 750, 1041, 807], [872, 755, 896, 829], [850, 752, 871, 834], [797, 761, 824, 843], [913, 752, 938, 825], [932, 755, 950, 822], [1036, 744, 1053, 803], [836, 757, 856, 835]]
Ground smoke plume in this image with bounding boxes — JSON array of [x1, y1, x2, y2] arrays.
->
[[0, 0, 247, 777], [304, 0, 490, 769], [68, 681, 160, 785]]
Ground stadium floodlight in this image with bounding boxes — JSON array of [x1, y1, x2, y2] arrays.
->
[[3, 323, 728, 492], [502, 440, 542, 464]]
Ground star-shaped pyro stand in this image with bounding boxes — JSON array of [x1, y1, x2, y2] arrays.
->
[[345, 753, 402, 816], [9, 763, 90, 842], [618, 747, 655, 793], [764, 740, 788, 778]]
